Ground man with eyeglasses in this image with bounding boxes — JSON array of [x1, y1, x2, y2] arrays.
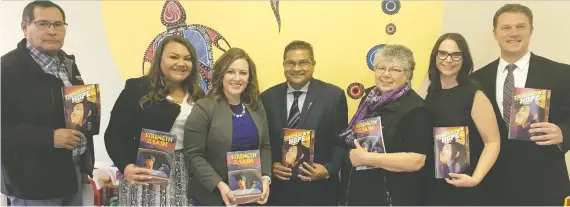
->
[[1, 1, 93, 206], [260, 40, 348, 205], [472, 3, 570, 206]]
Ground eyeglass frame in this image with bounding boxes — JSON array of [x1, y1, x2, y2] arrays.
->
[[374, 66, 408, 75], [436, 50, 463, 61], [27, 20, 68, 31], [283, 59, 314, 69]]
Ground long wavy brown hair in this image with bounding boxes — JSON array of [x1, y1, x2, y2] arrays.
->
[[139, 35, 205, 108], [208, 48, 261, 110]]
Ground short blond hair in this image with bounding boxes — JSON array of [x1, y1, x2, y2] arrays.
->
[[493, 4, 534, 30]]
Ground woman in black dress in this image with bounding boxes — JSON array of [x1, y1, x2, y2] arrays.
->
[[424, 33, 501, 205]]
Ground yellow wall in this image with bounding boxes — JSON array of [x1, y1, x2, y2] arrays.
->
[[101, 1, 444, 116], [100, 1, 569, 178]]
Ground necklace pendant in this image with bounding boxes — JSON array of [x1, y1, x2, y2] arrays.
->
[[232, 102, 246, 118]]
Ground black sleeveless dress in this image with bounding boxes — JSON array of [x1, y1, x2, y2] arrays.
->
[[424, 84, 486, 206]]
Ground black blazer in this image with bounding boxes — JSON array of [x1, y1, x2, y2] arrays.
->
[[472, 53, 570, 205], [1, 38, 94, 199], [104, 76, 188, 174], [261, 79, 349, 205]]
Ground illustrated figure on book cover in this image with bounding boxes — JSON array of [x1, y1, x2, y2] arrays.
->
[[508, 88, 550, 141], [434, 126, 470, 179], [227, 150, 263, 204], [135, 129, 176, 185], [63, 84, 101, 134], [282, 129, 314, 170]]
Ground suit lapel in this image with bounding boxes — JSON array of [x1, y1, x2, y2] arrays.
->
[[524, 53, 545, 89], [481, 59, 499, 104], [218, 98, 234, 151], [475, 59, 507, 129], [247, 105, 263, 146], [297, 80, 318, 128], [276, 83, 288, 129]]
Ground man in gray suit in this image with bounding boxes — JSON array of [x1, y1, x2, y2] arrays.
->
[[261, 40, 348, 206]]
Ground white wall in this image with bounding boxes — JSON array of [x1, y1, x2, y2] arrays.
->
[[439, 1, 570, 177]]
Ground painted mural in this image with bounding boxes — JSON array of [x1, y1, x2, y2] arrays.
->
[[141, 0, 231, 93]]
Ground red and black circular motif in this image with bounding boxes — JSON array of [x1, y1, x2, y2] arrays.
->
[[347, 82, 365, 99]]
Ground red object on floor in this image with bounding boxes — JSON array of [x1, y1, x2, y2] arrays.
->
[[89, 179, 103, 206]]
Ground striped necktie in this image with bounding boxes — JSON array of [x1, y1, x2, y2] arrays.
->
[[502, 64, 517, 126], [287, 91, 303, 128]]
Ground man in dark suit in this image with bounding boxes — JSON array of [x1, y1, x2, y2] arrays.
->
[[472, 4, 570, 206], [261, 40, 348, 205]]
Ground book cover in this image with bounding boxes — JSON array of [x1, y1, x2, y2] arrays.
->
[[281, 128, 315, 170], [354, 116, 385, 170], [508, 88, 551, 141], [226, 150, 263, 204], [434, 126, 470, 179], [135, 129, 176, 185], [62, 84, 101, 135]]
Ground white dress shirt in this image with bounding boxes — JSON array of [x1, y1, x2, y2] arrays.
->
[[167, 93, 193, 150], [286, 81, 311, 118], [495, 51, 531, 116]]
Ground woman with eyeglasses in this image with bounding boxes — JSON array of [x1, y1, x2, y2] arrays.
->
[[341, 44, 433, 206], [423, 33, 500, 205]]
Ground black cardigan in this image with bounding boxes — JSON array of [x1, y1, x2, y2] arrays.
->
[[342, 87, 433, 206]]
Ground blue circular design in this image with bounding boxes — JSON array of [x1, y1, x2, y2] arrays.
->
[[366, 44, 386, 70], [183, 29, 211, 68], [385, 23, 396, 35], [382, 0, 401, 15]]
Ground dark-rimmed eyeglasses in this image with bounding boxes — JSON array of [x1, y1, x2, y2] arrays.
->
[[437, 51, 462, 61]]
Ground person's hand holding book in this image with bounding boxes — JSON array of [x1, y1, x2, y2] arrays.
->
[[257, 178, 271, 204], [217, 181, 235, 206], [123, 164, 152, 186], [53, 128, 84, 150], [349, 139, 370, 167], [529, 122, 563, 146], [445, 173, 481, 187], [272, 162, 292, 180], [298, 162, 329, 182]]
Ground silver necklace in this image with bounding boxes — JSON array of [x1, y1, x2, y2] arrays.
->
[[232, 102, 246, 118]]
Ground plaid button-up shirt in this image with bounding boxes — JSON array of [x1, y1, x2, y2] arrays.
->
[[27, 43, 86, 157]]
